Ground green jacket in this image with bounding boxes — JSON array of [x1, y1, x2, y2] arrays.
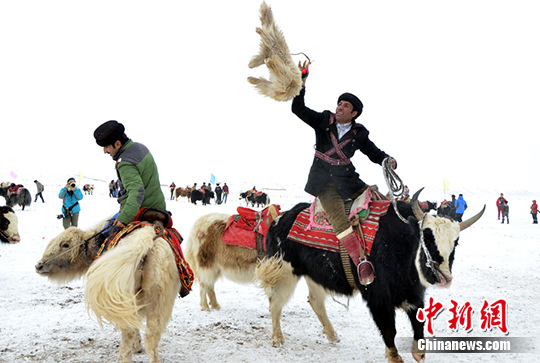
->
[[113, 140, 166, 224]]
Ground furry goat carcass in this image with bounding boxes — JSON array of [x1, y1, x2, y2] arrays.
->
[[248, 2, 302, 102]]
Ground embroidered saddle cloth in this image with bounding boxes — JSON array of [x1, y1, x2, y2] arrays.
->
[[287, 188, 391, 256], [222, 204, 281, 254], [95, 221, 194, 293]]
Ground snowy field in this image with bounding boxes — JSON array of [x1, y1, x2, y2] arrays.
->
[[0, 182, 539, 362]]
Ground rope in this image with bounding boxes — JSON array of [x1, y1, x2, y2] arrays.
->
[[291, 52, 313, 64], [382, 157, 409, 224], [40, 222, 114, 265], [382, 157, 404, 198]]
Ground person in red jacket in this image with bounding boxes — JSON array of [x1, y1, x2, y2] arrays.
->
[[531, 200, 538, 224], [496, 193, 506, 220]]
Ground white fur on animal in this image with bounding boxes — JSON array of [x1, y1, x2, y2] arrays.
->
[[35, 221, 180, 363], [248, 1, 303, 101]]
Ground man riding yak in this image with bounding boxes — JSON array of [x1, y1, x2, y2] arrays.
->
[[247, 2, 398, 285], [291, 61, 397, 285]]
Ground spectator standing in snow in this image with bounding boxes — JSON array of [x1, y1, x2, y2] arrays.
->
[[501, 200, 509, 224], [531, 200, 538, 224], [169, 182, 176, 200], [58, 177, 83, 229], [215, 183, 223, 204], [222, 183, 229, 203], [34, 180, 45, 203], [109, 180, 115, 197], [454, 194, 468, 222], [496, 193, 506, 220]]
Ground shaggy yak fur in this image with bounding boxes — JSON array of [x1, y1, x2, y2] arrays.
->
[[255, 190, 485, 363], [0, 206, 20, 244], [0, 187, 32, 210], [191, 189, 214, 205], [35, 220, 180, 363], [184, 213, 261, 311], [239, 191, 270, 208], [247, 1, 302, 101], [174, 187, 191, 201]]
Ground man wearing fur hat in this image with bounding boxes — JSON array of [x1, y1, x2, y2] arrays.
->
[[94, 120, 166, 229], [292, 62, 397, 285]]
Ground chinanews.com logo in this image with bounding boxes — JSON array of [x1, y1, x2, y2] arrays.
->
[[395, 297, 538, 354]]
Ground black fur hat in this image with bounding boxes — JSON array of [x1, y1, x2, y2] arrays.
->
[[338, 93, 363, 119], [94, 120, 127, 147]]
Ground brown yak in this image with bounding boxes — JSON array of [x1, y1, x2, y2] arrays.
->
[[35, 219, 180, 363], [184, 213, 261, 311], [174, 187, 191, 201]]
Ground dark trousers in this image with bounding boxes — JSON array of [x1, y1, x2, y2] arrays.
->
[[35, 192, 44, 203], [317, 181, 367, 235]]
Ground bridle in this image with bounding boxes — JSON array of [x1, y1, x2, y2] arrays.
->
[[39, 222, 114, 265], [417, 214, 448, 284]]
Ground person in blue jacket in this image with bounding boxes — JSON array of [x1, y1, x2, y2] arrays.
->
[[454, 193, 468, 222], [58, 177, 84, 229]]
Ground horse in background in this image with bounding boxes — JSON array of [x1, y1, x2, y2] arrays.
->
[[35, 219, 180, 363]]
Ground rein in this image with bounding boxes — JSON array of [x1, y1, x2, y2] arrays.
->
[[40, 223, 114, 265], [0, 229, 10, 241], [382, 157, 409, 224], [417, 214, 446, 284], [381, 158, 444, 282]]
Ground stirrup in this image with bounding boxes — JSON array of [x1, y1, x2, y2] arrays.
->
[[358, 259, 375, 286]]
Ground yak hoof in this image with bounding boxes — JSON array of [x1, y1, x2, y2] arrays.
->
[[412, 339, 426, 362], [385, 346, 404, 363], [328, 334, 340, 343], [272, 336, 284, 348]]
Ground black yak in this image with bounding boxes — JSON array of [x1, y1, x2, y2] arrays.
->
[[256, 189, 485, 363], [0, 185, 31, 210], [0, 206, 21, 243]]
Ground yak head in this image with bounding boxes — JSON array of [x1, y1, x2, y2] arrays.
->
[[411, 189, 485, 288], [0, 206, 20, 244], [35, 220, 107, 283]]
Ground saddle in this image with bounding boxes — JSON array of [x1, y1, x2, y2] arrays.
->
[[222, 204, 281, 254], [287, 186, 391, 257], [94, 208, 193, 295]]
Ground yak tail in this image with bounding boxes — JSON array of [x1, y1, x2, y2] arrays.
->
[[256, 255, 291, 289], [85, 226, 156, 330]]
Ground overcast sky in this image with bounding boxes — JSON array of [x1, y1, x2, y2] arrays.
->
[[1, 1, 538, 198]]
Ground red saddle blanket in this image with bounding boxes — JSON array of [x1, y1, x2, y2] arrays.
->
[[222, 204, 281, 253], [287, 199, 391, 256], [95, 221, 194, 292]]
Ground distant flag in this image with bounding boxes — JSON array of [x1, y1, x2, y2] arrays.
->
[[443, 177, 450, 195], [9, 171, 18, 179], [79, 172, 84, 183], [210, 173, 216, 184]]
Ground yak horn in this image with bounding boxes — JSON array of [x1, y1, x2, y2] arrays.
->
[[459, 205, 486, 231], [410, 188, 425, 221]]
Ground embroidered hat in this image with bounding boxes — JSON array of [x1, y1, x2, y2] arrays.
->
[[94, 120, 127, 147], [338, 93, 363, 118]]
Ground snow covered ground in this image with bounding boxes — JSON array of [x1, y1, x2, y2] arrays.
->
[[0, 182, 539, 362]]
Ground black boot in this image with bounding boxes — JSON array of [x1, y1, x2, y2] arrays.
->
[[179, 285, 190, 298]]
